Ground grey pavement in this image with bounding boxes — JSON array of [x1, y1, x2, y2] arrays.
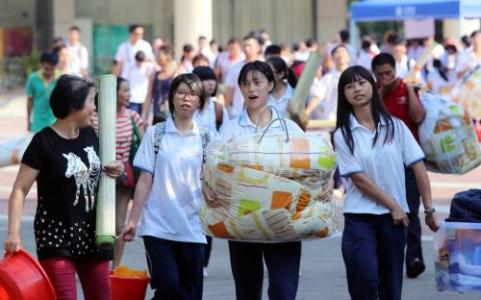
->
[[0, 217, 478, 300]]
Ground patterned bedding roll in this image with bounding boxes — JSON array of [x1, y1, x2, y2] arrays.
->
[[201, 132, 337, 242]]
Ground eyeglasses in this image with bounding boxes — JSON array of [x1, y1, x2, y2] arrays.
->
[[175, 90, 200, 98]]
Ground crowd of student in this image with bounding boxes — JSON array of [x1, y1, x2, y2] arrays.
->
[[9, 24, 481, 300]]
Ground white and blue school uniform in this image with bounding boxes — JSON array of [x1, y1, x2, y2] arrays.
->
[[133, 116, 210, 299], [219, 108, 303, 300], [194, 97, 229, 132], [333, 115, 424, 300], [267, 83, 294, 118]]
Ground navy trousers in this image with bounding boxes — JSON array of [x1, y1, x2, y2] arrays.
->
[[405, 166, 423, 266], [228, 241, 301, 300], [342, 214, 407, 300], [143, 236, 205, 300]]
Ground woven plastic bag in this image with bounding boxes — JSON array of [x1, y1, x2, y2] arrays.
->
[[451, 65, 481, 119], [418, 92, 481, 174], [201, 118, 337, 242]]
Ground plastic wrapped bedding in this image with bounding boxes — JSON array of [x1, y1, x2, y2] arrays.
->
[[201, 132, 337, 242], [418, 92, 481, 174]]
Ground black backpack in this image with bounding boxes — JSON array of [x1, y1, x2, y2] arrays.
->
[[446, 189, 481, 223]]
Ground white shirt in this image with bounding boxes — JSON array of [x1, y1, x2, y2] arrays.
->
[[224, 60, 246, 119], [133, 117, 208, 243], [127, 62, 154, 103], [194, 97, 229, 132], [268, 84, 294, 118], [216, 51, 245, 83], [396, 56, 415, 79], [428, 70, 455, 94], [115, 39, 154, 79], [357, 50, 373, 70], [66, 42, 89, 76], [333, 116, 425, 215], [455, 48, 481, 75], [309, 69, 340, 120], [220, 108, 303, 142]]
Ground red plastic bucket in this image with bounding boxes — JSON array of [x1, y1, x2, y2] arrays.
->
[[110, 271, 149, 300], [0, 249, 56, 300]]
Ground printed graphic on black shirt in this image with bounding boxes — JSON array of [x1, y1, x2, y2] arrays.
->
[[62, 146, 101, 212]]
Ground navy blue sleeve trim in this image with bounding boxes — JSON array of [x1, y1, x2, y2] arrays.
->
[[340, 170, 362, 178], [135, 166, 154, 175], [406, 156, 425, 168]]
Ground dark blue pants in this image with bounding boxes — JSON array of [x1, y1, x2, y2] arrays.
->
[[143, 236, 205, 300], [405, 166, 423, 266], [204, 235, 212, 267], [128, 102, 143, 115], [228, 241, 301, 300], [342, 214, 407, 300]]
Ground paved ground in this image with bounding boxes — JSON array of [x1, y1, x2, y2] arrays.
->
[[0, 90, 480, 299]]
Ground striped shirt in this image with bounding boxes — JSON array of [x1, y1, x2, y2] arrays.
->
[[91, 108, 144, 163]]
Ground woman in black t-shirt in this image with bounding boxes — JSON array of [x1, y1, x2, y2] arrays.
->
[[4, 74, 124, 300]]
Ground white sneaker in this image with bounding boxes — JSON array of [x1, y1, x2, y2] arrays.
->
[[203, 267, 208, 277]]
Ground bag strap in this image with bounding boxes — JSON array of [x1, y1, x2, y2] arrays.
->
[[199, 127, 210, 164], [213, 100, 223, 131], [154, 121, 166, 156]]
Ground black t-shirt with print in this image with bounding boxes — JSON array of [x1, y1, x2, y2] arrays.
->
[[22, 126, 112, 261]]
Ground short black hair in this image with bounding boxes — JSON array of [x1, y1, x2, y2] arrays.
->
[[129, 24, 142, 33], [361, 37, 372, 50], [237, 61, 276, 92], [243, 35, 262, 46], [168, 73, 206, 113], [50, 74, 96, 119], [193, 66, 218, 96], [371, 52, 396, 70], [461, 35, 471, 47], [340, 30, 350, 43], [158, 44, 175, 58], [69, 26, 80, 32], [116, 77, 128, 93], [264, 44, 282, 57], [40, 51, 58, 66], [305, 38, 316, 48], [331, 44, 349, 57], [135, 50, 146, 62], [183, 44, 194, 52]]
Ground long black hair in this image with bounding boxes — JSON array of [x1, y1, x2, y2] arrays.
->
[[334, 65, 395, 154], [266, 56, 298, 88]]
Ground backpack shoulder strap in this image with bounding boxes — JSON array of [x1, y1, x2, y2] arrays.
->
[[199, 127, 210, 164], [213, 100, 223, 131], [154, 122, 166, 156]]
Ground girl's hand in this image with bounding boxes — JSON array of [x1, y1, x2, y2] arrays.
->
[[202, 182, 221, 208], [4, 232, 22, 253], [103, 161, 125, 179], [425, 212, 439, 232], [390, 204, 409, 227], [122, 222, 136, 242]]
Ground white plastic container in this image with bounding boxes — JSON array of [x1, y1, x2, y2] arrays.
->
[[434, 221, 481, 292]]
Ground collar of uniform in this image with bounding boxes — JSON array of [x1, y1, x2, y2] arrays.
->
[[165, 116, 200, 135], [349, 114, 387, 130], [239, 107, 284, 129], [269, 84, 294, 103]]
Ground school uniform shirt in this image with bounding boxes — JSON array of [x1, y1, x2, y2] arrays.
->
[[127, 62, 154, 104], [22, 126, 112, 261], [115, 39, 154, 79], [133, 117, 209, 244], [194, 97, 229, 132], [224, 60, 246, 119], [268, 84, 295, 118], [216, 51, 245, 83], [219, 108, 303, 143], [309, 69, 341, 120], [66, 41, 89, 76], [333, 115, 425, 215]]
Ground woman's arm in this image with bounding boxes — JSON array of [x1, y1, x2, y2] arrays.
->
[[141, 73, 155, 123], [350, 172, 409, 227], [406, 84, 425, 124], [411, 161, 438, 232], [5, 164, 39, 252], [122, 171, 153, 241]]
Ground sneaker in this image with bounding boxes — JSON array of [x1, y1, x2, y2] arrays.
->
[[203, 267, 208, 278], [406, 258, 425, 278]]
